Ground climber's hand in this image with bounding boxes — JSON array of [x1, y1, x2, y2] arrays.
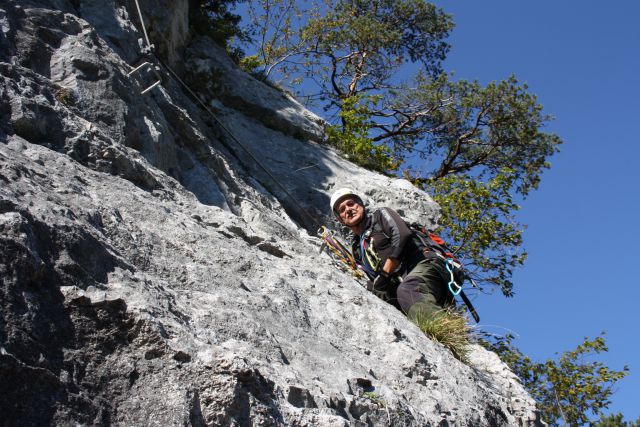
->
[[367, 272, 391, 300]]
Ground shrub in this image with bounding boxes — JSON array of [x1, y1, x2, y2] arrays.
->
[[411, 308, 473, 363]]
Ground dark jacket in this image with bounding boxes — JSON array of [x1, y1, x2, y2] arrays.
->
[[350, 207, 424, 278]]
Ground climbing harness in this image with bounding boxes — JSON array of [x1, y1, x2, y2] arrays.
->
[[318, 226, 365, 280], [359, 232, 381, 278], [410, 224, 481, 323]]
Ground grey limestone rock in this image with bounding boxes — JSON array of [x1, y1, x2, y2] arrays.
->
[[0, 0, 542, 425]]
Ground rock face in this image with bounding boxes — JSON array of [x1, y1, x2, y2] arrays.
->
[[0, 1, 542, 426]]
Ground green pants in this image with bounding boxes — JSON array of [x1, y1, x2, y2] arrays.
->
[[395, 259, 453, 320]]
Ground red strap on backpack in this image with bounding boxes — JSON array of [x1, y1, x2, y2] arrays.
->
[[429, 233, 446, 246]]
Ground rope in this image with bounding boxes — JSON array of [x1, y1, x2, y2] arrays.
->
[[128, 0, 323, 232], [132, 0, 152, 50], [318, 226, 364, 279]]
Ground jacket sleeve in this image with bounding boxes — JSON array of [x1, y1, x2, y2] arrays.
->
[[378, 207, 413, 259]]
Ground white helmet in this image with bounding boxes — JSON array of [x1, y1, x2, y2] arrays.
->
[[330, 188, 364, 215]]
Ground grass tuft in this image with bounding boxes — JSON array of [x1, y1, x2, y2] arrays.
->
[[411, 309, 473, 363], [362, 391, 385, 407]]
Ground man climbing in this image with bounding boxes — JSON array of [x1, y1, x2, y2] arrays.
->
[[330, 188, 452, 320]]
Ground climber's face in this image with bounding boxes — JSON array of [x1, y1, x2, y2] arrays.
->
[[336, 196, 365, 228]]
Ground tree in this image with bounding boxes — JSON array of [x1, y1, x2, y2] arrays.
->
[[482, 333, 629, 426], [191, 0, 249, 60], [425, 169, 526, 296], [229, 7, 630, 423], [238, 0, 308, 79], [591, 413, 640, 427], [236, 0, 562, 295]]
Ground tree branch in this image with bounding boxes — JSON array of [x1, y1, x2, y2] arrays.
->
[[435, 105, 491, 178], [368, 105, 438, 142]]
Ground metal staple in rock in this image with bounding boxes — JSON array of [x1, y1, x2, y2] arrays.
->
[[129, 0, 322, 232]]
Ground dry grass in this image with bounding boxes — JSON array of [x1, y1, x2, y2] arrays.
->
[[411, 308, 474, 363]]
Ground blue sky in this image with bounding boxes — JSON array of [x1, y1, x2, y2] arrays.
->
[[235, 0, 639, 420], [435, 0, 640, 420]]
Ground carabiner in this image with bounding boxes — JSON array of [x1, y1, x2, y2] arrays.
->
[[445, 259, 462, 296]]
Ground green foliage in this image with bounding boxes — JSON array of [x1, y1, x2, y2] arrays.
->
[[402, 73, 560, 295], [396, 73, 562, 195], [299, 0, 453, 100], [362, 391, 385, 406], [192, 0, 249, 60], [482, 333, 629, 426], [238, 0, 307, 79], [326, 95, 397, 173], [411, 309, 472, 363], [591, 413, 640, 427], [422, 170, 526, 296], [238, 0, 563, 295], [239, 54, 263, 74], [236, 0, 453, 98]]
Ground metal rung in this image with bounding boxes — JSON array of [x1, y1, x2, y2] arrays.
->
[[128, 61, 152, 76], [141, 79, 162, 94], [128, 61, 161, 94]]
